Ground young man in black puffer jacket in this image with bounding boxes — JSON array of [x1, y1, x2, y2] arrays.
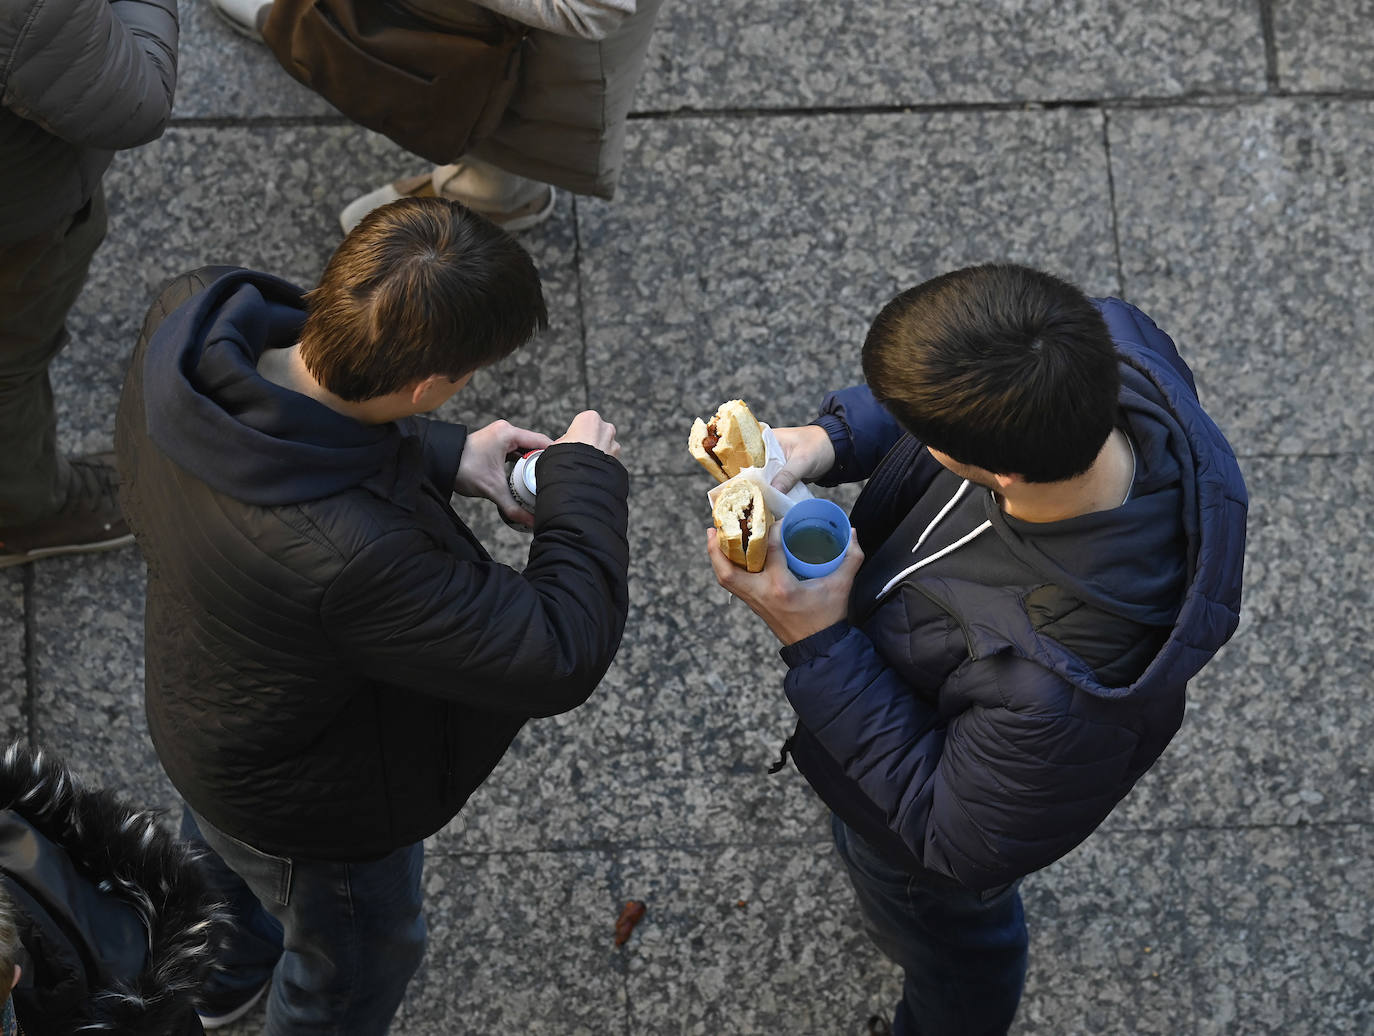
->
[[115, 197, 630, 1033]]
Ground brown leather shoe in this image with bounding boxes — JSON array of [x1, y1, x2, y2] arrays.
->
[[0, 453, 133, 568]]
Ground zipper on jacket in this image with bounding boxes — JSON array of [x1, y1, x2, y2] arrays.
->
[[909, 582, 979, 661]]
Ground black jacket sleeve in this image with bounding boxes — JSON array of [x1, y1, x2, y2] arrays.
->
[[320, 443, 630, 717]]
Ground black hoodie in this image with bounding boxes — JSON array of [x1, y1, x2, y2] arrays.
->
[[116, 268, 631, 860]]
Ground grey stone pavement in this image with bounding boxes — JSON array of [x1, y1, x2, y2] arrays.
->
[[2, 0, 1372, 1033]]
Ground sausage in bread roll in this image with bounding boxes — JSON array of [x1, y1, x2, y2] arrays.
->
[[688, 399, 767, 482], [713, 479, 771, 572]]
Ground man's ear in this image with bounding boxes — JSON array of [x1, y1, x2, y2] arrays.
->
[[410, 375, 444, 407], [993, 472, 1023, 490], [9, 963, 20, 991]]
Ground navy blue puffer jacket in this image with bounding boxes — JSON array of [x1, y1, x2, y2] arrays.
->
[[780, 299, 1247, 890]]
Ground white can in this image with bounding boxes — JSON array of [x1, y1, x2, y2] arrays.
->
[[508, 449, 543, 512]]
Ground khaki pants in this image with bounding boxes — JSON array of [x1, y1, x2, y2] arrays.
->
[[0, 185, 107, 525]]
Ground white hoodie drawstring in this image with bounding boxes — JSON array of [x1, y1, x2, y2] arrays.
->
[[875, 479, 992, 599]]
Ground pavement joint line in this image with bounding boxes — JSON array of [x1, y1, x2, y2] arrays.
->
[[20, 563, 36, 748], [164, 87, 1374, 133], [422, 818, 1373, 860], [1258, 0, 1282, 94], [1101, 109, 1127, 301], [570, 193, 593, 412]]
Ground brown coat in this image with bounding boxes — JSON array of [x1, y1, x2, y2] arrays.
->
[[405, 0, 665, 199]]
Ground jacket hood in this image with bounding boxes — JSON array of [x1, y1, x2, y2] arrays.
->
[[0, 743, 226, 1035], [142, 269, 412, 507], [987, 370, 1189, 630], [994, 299, 1248, 699]]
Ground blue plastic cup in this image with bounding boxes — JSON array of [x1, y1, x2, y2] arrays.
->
[[780, 498, 851, 579]]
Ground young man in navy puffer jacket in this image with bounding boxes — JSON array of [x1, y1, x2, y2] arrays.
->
[[708, 263, 1247, 1036]]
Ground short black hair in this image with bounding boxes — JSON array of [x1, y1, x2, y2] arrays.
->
[[861, 263, 1120, 483], [300, 197, 548, 402]]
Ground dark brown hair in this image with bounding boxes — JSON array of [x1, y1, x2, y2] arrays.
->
[[862, 263, 1120, 483], [300, 197, 548, 401]]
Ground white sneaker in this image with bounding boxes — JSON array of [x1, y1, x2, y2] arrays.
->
[[339, 163, 557, 235], [197, 978, 270, 1028], [210, 0, 272, 41]]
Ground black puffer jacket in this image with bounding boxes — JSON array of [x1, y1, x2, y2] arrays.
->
[[115, 268, 631, 860], [0, 742, 224, 1035]]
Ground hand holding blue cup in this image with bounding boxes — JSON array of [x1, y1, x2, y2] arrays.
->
[[780, 498, 851, 579]]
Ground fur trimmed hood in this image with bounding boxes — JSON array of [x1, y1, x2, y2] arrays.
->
[[0, 743, 226, 1035]]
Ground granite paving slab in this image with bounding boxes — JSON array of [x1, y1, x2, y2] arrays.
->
[[1273, 0, 1374, 94], [1183, 823, 1373, 1036], [212, 848, 626, 1035], [0, 570, 27, 745], [1108, 99, 1374, 455], [26, 548, 176, 811], [637, 0, 1267, 111], [435, 474, 835, 853], [1018, 830, 1199, 1035], [172, 0, 335, 119], [1108, 453, 1373, 833], [1020, 823, 1373, 1035], [618, 843, 903, 1035], [581, 109, 1120, 476]]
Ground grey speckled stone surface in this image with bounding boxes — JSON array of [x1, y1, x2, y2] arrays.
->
[[618, 843, 902, 1035], [1020, 832, 1199, 1035], [27, 550, 174, 810], [0, 571, 25, 744], [1109, 455, 1374, 833], [6, 2, 1371, 1034], [638, 0, 1266, 111], [435, 474, 830, 854], [582, 109, 1119, 475], [1108, 100, 1374, 456], [172, 0, 335, 119], [1184, 824, 1374, 1036], [1274, 0, 1374, 94]]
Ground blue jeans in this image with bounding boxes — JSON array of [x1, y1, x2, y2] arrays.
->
[[181, 810, 426, 1035], [831, 815, 1028, 1036]]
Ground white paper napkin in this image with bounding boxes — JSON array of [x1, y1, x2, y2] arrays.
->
[[705, 423, 813, 518]]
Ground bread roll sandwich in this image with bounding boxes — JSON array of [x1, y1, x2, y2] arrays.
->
[[712, 479, 771, 572], [688, 399, 766, 483]]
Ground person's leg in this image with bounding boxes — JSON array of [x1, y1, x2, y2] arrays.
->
[[0, 186, 107, 526], [338, 157, 554, 235], [189, 809, 426, 1035], [180, 809, 284, 1023], [831, 815, 1028, 1036]]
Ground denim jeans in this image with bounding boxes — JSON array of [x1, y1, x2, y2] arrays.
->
[[181, 810, 426, 1035], [831, 815, 1028, 1036]]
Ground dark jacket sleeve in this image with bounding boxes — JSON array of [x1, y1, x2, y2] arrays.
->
[[2, 0, 178, 148], [320, 443, 630, 717], [782, 626, 1140, 889], [398, 416, 468, 496], [812, 384, 906, 486]]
